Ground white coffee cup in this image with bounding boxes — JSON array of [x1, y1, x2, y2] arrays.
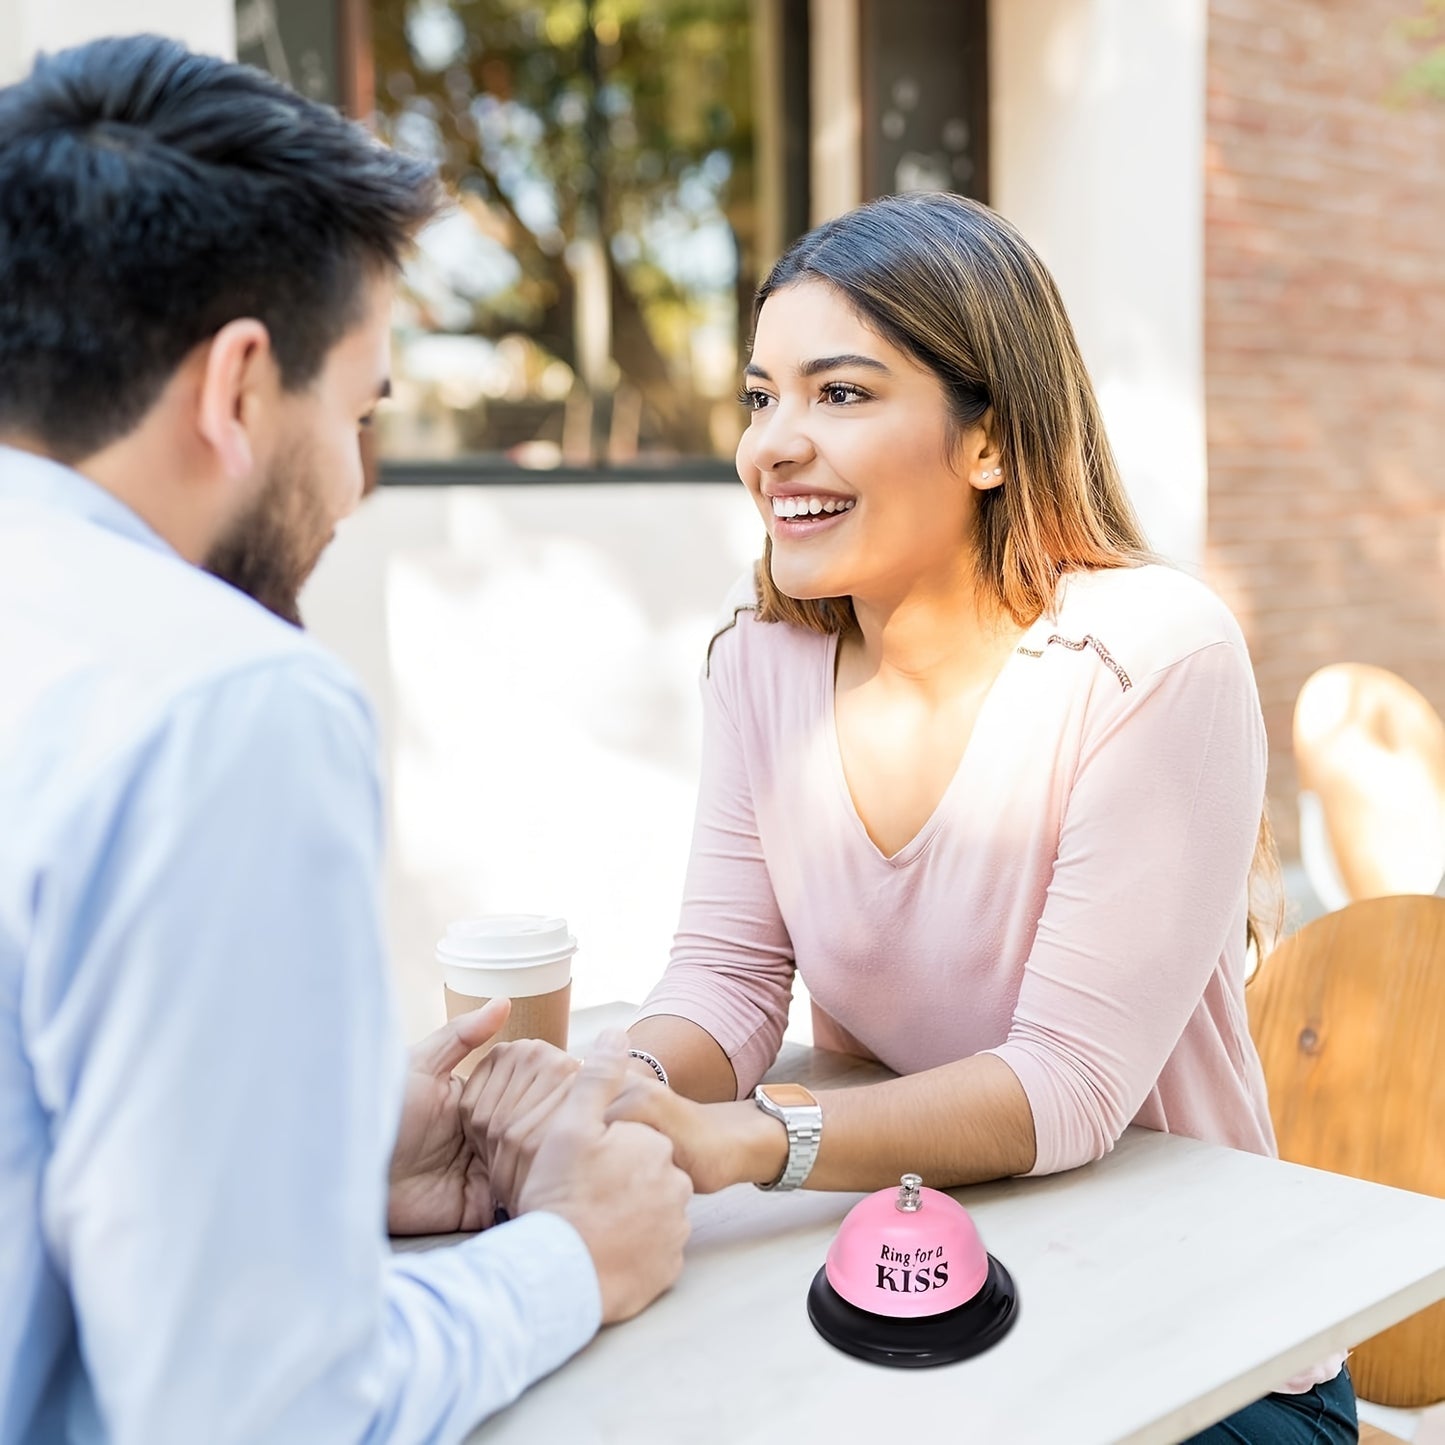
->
[[437, 915, 576, 1071]]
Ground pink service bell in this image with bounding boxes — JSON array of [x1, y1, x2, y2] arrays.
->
[[806, 1174, 1019, 1366]]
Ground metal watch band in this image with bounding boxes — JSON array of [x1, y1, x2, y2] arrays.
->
[[752, 1085, 823, 1191]]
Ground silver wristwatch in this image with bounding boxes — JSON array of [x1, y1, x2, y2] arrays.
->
[[752, 1083, 823, 1191]]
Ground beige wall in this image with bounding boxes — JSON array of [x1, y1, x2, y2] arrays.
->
[[0, 0, 233, 85], [991, 0, 1209, 570], [301, 483, 772, 1045]]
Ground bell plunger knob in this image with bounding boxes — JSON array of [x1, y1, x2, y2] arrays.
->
[[896, 1173, 923, 1212]]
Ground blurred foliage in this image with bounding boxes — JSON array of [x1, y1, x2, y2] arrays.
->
[[1389, 0, 1445, 103], [371, 0, 759, 456]]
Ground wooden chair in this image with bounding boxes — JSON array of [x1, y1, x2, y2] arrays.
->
[[1247, 896, 1445, 1411], [1293, 664, 1445, 910], [1360, 1427, 1407, 1445], [1360, 1427, 1415, 1445]]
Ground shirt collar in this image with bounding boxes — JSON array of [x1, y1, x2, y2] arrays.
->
[[0, 444, 179, 560]]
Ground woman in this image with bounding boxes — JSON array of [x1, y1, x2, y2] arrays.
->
[[619, 193, 1355, 1443]]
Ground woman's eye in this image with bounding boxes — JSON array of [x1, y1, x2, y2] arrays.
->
[[737, 387, 772, 412], [822, 383, 866, 405]]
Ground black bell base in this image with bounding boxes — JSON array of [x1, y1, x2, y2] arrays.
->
[[807, 1255, 1019, 1368]]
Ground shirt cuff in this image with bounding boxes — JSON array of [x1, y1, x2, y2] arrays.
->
[[441, 1210, 602, 1387]]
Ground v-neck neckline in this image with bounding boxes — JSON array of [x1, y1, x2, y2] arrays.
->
[[822, 614, 1049, 868]]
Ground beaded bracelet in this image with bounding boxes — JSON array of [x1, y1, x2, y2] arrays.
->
[[627, 1047, 670, 1088]]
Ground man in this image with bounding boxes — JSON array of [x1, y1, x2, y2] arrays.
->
[[0, 35, 690, 1445]]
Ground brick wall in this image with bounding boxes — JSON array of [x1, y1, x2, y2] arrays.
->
[[1204, 0, 1445, 854]]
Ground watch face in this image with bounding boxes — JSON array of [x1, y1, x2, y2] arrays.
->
[[762, 1083, 816, 1109]]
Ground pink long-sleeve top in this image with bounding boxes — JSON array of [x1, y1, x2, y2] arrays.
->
[[637, 562, 1278, 1176], [638, 565, 1361, 1396]]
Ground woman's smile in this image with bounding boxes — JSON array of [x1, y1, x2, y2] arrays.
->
[[766, 489, 857, 540]]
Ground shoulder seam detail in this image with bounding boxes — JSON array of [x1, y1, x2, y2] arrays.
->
[[1016, 633, 1133, 692]]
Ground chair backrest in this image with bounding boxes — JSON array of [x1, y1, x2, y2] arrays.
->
[[1247, 896, 1445, 1407], [1293, 663, 1445, 904]]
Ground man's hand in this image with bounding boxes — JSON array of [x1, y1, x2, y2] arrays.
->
[[515, 1031, 693, 1323], [387, 999, 512, 1236]]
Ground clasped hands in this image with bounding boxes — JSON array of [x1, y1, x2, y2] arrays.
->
[[387, 1000, 717, 1323], [388, 1001, 785, 1255]]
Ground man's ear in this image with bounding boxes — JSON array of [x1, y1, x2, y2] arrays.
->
[[195, 318, 276, 482]]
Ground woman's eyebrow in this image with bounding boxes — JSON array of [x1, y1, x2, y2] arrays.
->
[[743, 353, 893, 382]]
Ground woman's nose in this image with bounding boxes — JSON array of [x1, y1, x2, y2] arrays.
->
[[747, 401, 816, 472]]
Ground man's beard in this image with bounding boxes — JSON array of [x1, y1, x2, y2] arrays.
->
[[203, 443, 333, 628]]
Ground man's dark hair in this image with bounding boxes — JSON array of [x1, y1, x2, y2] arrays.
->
[[0, 35, 441, 459]]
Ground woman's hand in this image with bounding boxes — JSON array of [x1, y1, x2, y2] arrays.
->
[[459, 1038, 583, 1215], [605, 1080, 788, 1194]]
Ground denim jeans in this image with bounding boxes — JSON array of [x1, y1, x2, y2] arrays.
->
[[1181, 1365, 1358, 1444]]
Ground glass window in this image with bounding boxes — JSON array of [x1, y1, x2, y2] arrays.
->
[[367, 0, 807, 476], [237, 0, 344, 104], [861, 0, 988, 204]]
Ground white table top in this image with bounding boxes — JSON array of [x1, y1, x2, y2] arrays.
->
[[438, 1005, 1445, 1444]]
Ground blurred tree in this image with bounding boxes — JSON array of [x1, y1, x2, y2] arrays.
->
[[372, 0, 758, 460], [1391, 1, 1445, 102]]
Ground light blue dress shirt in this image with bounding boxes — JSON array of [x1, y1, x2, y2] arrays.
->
[[0, 448, 601, 1444]]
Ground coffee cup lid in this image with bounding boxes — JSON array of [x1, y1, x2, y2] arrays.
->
[[436, 914, 577, 968]]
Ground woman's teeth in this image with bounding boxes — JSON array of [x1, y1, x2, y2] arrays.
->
[[770, 496, 856, 519]]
